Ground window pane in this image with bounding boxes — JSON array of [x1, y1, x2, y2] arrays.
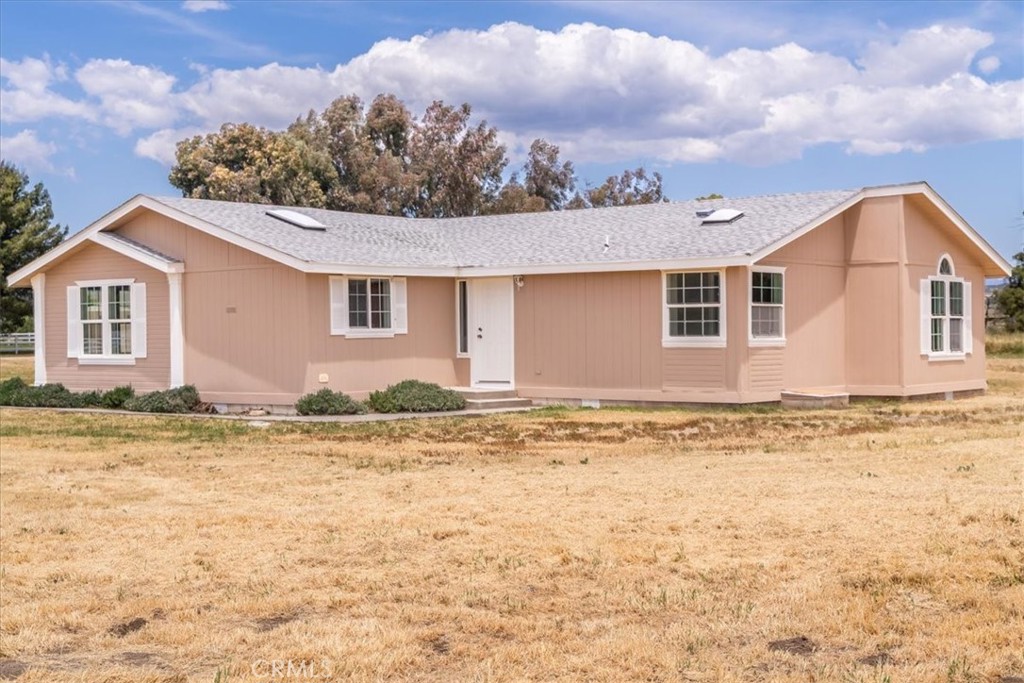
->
[[949, 318, 963, 353], [81, 287, 102, 321], [458, 281, 468, 354], [703, 321, 720, 336], [108, 285, 131, 320], [930, 281, 945, 316], [111, 322, 132, 355], [369, 278, 391, 329], [752, 305, 781, 338], [931, 318, 944, 353], [949, 281, 963, 317], [348, 279, 368, 328], [939, 258, 952, 275], [684, 321, 703, 336], [684, 273, 701, 288], [82, 322, 103, 354]]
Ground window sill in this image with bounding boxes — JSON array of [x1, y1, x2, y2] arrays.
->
[[662, 338, 727, 349], [456, 352, 470, 359], [332, 329, 396, 339], [924, 353, 968, 363], [78, 356, 136, 366], [748, 337, 786, 347]]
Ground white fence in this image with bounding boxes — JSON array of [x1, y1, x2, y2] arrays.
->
[[0, 332, 35, 354]]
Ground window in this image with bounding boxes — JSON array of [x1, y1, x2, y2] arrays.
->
[[456, 280, 469, 356], [663, 271, 725, 346], [921, 255, 971, 359], [750, 268, 785, 343], [66, 279, 146, 364], [329, 276, 407, 338], [347, 277, 391, 330]]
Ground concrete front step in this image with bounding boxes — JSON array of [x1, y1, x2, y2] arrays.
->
[[464, 397, 535, 410], [449, 387, 519, 400]]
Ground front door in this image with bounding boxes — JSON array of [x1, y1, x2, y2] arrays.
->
[[470, 277, 514, 387]]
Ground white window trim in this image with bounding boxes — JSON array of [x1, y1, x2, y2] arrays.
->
[[748, 266, 786, 347], [73, 278, 139, 365], [921, 253, 970, 361], [455, 279, 470, 358], [329, 275, 407, 339], [661, 269, 727, 348]]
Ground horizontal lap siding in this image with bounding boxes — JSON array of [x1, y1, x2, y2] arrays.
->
[[663, 349, 726, 388], [748, 347, 784, 391], [43, 243, 170, 392]]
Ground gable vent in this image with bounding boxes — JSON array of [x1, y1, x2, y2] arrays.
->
[[266, 208, 326, 230], [700, 208, 744, 224]]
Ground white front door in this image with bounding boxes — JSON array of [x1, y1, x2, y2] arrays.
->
[[470, 277, 514, 387]]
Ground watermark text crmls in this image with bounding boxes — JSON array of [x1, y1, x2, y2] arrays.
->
[[251, 659, 334, 680]]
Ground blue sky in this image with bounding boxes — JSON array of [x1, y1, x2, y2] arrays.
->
[[1, 0, 1022, 260]]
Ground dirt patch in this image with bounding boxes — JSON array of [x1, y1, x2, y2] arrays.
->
[[0, 661, 27, 680], [768, 636, 817, 656], [1000, 677, 1024, 683], [857, 652, 891, 666], [108, 617, 147, 637], [428, 634, 450, 655], [254, 615, 296, 632]]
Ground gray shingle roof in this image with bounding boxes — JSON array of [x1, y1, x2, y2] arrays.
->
[[149, 188, 860, 270], [103, 232, 181, 264]]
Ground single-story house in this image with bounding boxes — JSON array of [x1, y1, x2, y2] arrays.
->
[[8, 182, 1011, 409]]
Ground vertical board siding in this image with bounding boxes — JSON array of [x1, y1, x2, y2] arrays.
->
[[43, 243, 170, 392], [515, 271, 674, 391]]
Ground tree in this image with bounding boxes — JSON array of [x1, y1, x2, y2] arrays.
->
[[523, 139, 576, 211], [994, 251, 1024, 331], [584, 167, 666, 208], [696, 193, 723, 200], [0, 161, 67, 333], [169, 93, 673, 217]]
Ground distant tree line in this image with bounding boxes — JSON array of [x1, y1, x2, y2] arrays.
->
[[169, 94, 666, 217]]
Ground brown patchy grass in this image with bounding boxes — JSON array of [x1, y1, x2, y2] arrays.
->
[[0, 361, 1022, 683]]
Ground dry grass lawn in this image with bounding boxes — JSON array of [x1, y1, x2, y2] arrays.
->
[[0, 354, 1022, 682]]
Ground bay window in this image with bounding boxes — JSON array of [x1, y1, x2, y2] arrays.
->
[[663, 271, 725, 347], [749, 268, 785, 344]]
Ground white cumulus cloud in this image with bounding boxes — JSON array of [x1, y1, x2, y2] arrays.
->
[[1, 22, 1021, 168], [0, 129, 59, 172]]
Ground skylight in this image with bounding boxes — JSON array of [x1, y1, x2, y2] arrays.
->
[[266, 208, 326, 230], [700, 209, 744, 224]]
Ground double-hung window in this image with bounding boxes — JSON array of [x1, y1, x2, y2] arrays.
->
[[67, 279, 147, 364], [330, 276, 408, 338], [921, 255, 971, 359], [749, 268, 785, 344], [663, 271, 725, 346]]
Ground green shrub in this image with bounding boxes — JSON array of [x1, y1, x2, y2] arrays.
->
[[0, 377, 28, 405], [101, 385, 135, 409], [295, 388, 366, 416], [123, 385, 201, 413], [0, 379, 90, 408], [367, 380, 466, 413]]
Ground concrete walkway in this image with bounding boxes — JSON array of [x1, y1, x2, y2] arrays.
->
[[0, 404, 541, 424]]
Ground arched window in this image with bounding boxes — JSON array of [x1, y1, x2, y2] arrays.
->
[[921, 254, 970, 358]]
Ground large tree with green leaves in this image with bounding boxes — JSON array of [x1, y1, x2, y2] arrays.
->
[[0, 162, 67, 333], [169, 93, 666, 217], [994, 251, 1024, 331]]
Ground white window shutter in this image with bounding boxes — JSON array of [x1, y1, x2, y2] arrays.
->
[[392, 277, 408, 334], [963, 281, 973, 355], [919, 279, 931, 355], [131, 282, 147, 358], [66, 285, 81, 358], [330, 277, 348, 335]]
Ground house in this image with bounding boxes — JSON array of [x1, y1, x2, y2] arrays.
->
[[7, 182, 1011, 410]]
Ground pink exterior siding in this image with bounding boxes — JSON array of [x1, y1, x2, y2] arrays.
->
[[43, 243, 170, 392], [117, 212, 460, 404]]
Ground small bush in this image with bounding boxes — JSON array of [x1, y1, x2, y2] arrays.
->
[[367, 380, 466, 413], [123, 385, 201, 413], [296, 388, 366, 416], [0, 379, 90, 408], [101, 385, 135, 409]]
